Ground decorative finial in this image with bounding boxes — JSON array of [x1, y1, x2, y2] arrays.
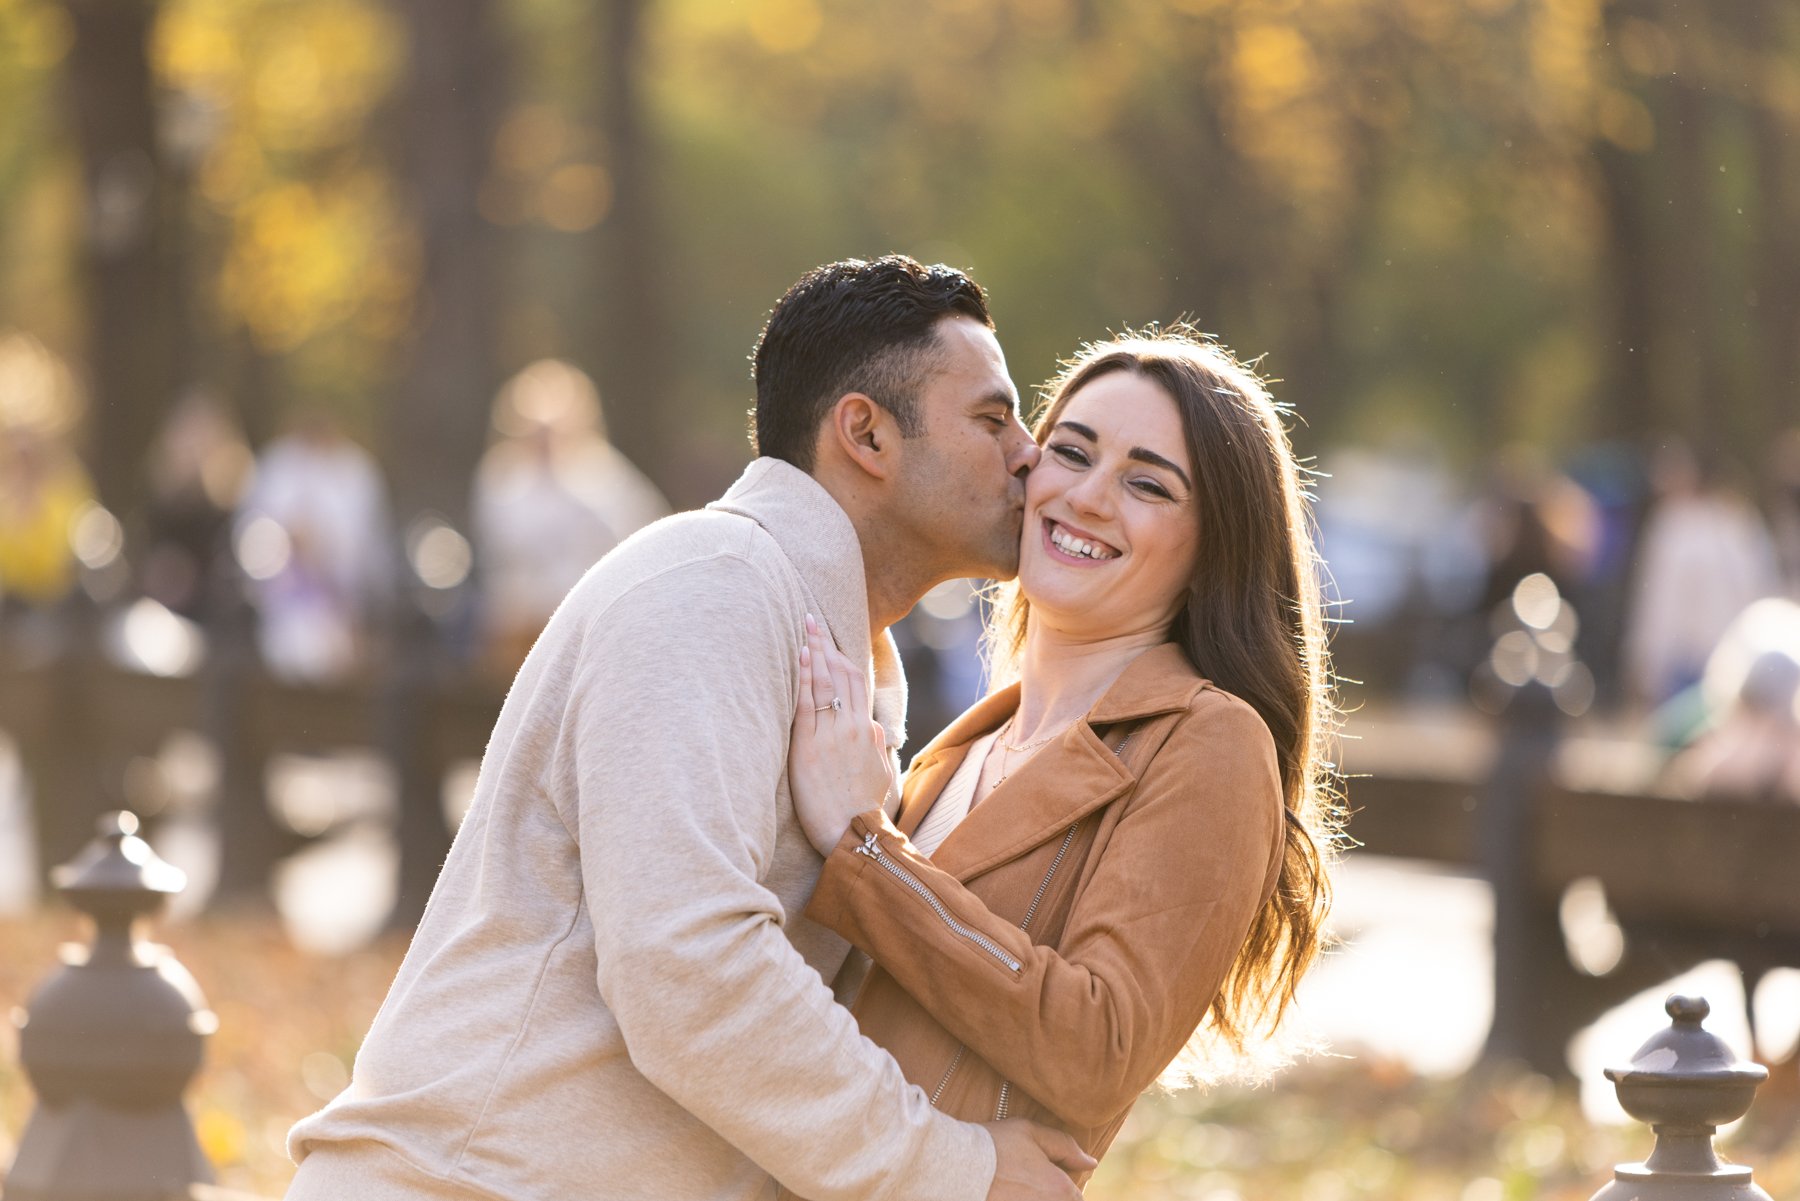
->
[[1666, 994, 1709, 1024]]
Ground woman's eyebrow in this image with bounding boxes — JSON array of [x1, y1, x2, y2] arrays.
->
[[1129, 447, 1192, 491], [1054, 419, 1193, 490]]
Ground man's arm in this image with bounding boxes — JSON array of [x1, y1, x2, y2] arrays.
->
[[562, 550, 993, 1201]]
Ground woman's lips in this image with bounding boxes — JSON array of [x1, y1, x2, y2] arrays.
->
[[1041, 517, 1121, 565]]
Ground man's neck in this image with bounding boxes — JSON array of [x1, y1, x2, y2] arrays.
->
[[810, 468, 930, 644], [852, 509, 932, 642]]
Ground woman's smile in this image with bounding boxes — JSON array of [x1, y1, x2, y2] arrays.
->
[[1042, 517, 1122, 563]]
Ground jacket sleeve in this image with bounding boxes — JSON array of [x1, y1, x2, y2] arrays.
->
[[805, 691, 1285, 1130], [563, 552, 994, 1201]]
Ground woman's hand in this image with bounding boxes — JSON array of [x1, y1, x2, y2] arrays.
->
[[789, 614, 897, 856]]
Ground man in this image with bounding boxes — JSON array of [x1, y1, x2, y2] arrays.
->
[[285, 256, 1092, 1201]]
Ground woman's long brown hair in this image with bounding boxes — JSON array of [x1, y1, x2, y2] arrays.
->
[[989, 325, 1341, 1071]]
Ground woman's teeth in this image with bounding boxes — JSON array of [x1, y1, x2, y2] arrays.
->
[[1050, 524, 1120, 560]]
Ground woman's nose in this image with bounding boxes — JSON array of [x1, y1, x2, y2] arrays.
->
[[1066, 470, 1115, 518]]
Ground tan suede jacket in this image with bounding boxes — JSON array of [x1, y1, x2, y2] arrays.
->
[[802, 642, 1285, 1183]]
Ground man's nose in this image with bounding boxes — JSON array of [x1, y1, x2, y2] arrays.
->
[[1006, 420, 1041, 478]]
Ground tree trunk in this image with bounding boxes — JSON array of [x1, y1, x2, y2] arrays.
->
[[62, 0, 180, 525], [385, 0, 506, 537], [584, 0, 679, 501], [382, 0, 508, 927], [1744, 0, 1800, 431], [1591, 139, 1659, 445], [1590, 0, 1662, 444]]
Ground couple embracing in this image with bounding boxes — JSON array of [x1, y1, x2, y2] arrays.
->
[[285, 255, 1338, 1201]]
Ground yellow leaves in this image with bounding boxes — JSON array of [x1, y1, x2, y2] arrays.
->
[[151, 5, 241, 91], [1233, 24, 1319, 113], [1224, 20, 1351, 230], [153, 0, 408, 358], [155, 0, 401, 154], [220, 172, 410, 353], [747, 0, 823, 54], [196, 1106, 248, 1167], [1, 0, 71, 72], [1528, 0, 1601, 127]]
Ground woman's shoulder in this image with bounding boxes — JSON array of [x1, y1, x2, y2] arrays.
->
[[1152, 679, 1281, 787]]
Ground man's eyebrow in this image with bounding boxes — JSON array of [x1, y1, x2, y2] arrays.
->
[[1053, 420, 1192, 490], [973, 388, 1019, 412]]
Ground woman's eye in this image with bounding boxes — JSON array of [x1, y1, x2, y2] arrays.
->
[[1132, 479, 1173, 500], [1050, 443, 1089, 466]]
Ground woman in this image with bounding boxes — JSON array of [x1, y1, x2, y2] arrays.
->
[[785, 326, 1339, 1186]]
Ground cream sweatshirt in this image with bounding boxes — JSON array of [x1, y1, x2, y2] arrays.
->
[[285, 459, 995, 1201]]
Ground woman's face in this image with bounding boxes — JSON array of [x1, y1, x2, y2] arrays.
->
[[1018, 369, 1199, 641]]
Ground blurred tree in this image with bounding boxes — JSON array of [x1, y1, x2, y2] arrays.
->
[[381, 0, 508, 928], [62, 0, 180, 523], [384, 0, 505, 536], [587, 0, 677, 498]]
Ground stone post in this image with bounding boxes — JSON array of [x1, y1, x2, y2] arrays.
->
[[1589, 994, 1773, 1201], [6, 812, 218, 1201]]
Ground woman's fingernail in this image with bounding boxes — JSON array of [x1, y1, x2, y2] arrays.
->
[[805, 613, 818, 634], [800, 645, 810, 666]]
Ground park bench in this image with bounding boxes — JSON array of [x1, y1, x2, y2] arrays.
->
[[1344, 713, 1800, 1076], [0, 646, 503, 926]]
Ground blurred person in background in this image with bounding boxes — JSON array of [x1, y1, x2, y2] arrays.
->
[[235, 409, 395, 684], [1623, 439, 1779, 709], [1475, 447, 1599, 621], [139, 388, 254, 623], [471, 358, 669, 676], [785, 328, 1338, 1189], [1658, 597, 1800, 799], [1663, 646, 1800, 804]]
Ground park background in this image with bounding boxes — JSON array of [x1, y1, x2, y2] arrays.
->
[[3, 0, 1800, 1197]]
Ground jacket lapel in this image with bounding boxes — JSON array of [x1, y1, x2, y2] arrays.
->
[[908, 642, 1209, 882], [929, 725, 1135, 881]]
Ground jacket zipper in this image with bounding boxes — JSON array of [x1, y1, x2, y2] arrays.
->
[[854, 833, 1023, 972], [930, 1044, 966, 1107], [995, 819, 1082, 1120]]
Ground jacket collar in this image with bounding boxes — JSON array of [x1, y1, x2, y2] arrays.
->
[[898, 641, 1206, 879], [707, 457, 907, 745]]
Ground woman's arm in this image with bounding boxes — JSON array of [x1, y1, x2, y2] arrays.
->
[[803, 691, 1284, 1131]]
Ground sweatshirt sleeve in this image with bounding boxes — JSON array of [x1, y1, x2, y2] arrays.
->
[[806, 691, 1285, 1132], [563, 551, 994, 1201]]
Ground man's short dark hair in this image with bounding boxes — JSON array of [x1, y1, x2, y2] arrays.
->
[[750, 255, 993, 471]]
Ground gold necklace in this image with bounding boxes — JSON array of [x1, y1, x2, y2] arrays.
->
[[992, 715, 1069, 786]]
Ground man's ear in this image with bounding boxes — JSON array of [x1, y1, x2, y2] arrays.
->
[[823, 393, 897, 481]]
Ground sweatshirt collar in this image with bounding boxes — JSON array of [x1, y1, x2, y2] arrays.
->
[[707, 457, 907, 745]]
